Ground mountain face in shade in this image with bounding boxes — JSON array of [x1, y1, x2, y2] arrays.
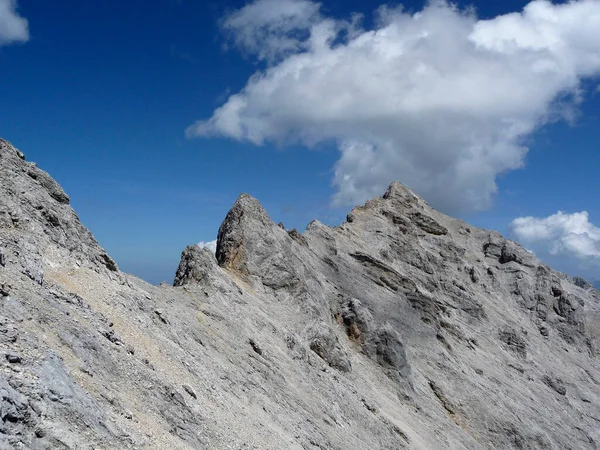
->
[[1, 137, 600, 449]]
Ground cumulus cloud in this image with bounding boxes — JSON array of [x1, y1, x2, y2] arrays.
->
[[0, 0, 29, 46], [188, 0, 600, 213], [511, 211, 600, 260], [197, 240, 217, 254], [221, 0, 322, 62]]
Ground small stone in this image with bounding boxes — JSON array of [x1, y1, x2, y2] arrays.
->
[[542, 375, 567, 396], [8, 378, 23, 389], [6, 354, 22, 364], [4, 411, 23, 423], [142, 358, 155, 370], [29, 401, 44, 416], [101, 329, 122, 345], [467, 266, 479, 283], [392, 426, 410, 443], [154, 309, 168, 324], [249, 339, 263, 356], [361, 398, 378, 413], [499, 328, 527, 358], [183, 384, 197, 399], [0, 283, 10, 297]]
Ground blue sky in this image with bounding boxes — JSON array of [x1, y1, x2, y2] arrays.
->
[[1, 0, 599, 284]]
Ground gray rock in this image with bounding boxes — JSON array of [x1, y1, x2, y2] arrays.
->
[[371, 326, 412, 384], [154, 308, 168, 324], [499, 328, 528, 358], [306, 323, 352, 373], [1, 138, 600, 449], [173, 245, 218, 287], [542, 375, 567, 396], [5, 353, 22, 363], [409, 211, 448, 235], [26, 166, 71, 204], [0, 138, 118, 276], [573, 276, 592, 289], [182, 384, 197, 399], [0, 283, 10, 297]]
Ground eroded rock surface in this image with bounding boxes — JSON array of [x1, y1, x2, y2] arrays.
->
[[1, 138, 600, 449]]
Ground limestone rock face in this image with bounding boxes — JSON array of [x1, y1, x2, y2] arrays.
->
[[173, 245, 218, 287], [0, 139, 118, 277], [1, 138, 600, 449]]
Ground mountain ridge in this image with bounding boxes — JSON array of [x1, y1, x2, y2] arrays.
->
[[1, 137, 600, 449]]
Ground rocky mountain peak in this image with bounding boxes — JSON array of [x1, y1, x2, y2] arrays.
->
[[173, 245, 218, 287], [215, 192, 293, 280], [382, 180, 421, 206], [1, 139, 70, 205], [0, 139, 118, 285], [0, 138, 26, 160], [2, 140, 600, 449]]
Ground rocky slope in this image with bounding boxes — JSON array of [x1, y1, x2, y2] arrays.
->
[[1, 137, 600, 449]]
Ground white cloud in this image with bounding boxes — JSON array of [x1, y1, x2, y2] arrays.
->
[[0, 0, 29, 46], [221, 0, 322, 62], [188, 0, 600, 213], [197, 240, 217, 254], [511, 211, 600, 260]]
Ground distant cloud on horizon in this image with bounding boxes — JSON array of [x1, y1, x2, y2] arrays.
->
[[511, 211, 600, 276], [0, 0, 29, 46], [188, 0, 600, 214]]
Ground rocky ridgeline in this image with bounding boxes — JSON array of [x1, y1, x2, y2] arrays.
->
[[1, 137, 600, 449]]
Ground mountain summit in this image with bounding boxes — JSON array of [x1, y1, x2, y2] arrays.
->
[[1, 138, 599, 449]]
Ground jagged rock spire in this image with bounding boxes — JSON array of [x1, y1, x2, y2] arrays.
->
[[215, 193, 274, 272], [173, 245, 218, 287]]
